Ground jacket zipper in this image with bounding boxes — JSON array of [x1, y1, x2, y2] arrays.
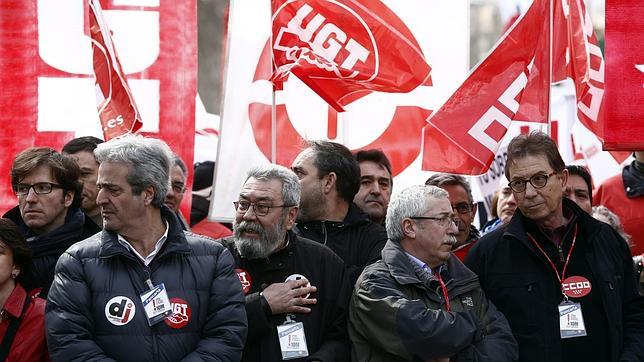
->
[[557, 242, 565, 263], [321, 221, 327, 245]]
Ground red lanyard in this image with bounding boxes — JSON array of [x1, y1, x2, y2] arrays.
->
[[528, 224, 578, 291], [432, 267, 451, 311]]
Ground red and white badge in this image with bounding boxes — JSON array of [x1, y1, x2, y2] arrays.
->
[[164, 298, 192, 329], [236, 268, 253, 294], [562, 276, 592, 298]]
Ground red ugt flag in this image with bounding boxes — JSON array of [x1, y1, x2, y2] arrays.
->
[[89, 0, 143, 140], [270, 0, 432, 112], [421, 0, 550, 174]]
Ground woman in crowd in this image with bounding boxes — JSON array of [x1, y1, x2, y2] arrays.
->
[[0, 218, 48, 361], [481, 177, 517, 234]]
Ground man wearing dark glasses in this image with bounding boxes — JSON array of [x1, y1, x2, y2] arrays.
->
[[5, 147, 99, 297], [466, 132, 644, 362]]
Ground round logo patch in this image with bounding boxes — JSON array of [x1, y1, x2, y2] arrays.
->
[[562, 276, 592, 298], [105, 296, 136, 326], [235, 268, 252, 294], [164, 298, 192, 329], [285, 273, 311, 299]]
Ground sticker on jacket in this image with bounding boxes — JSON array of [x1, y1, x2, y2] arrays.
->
[[236, 268, 252, 294], [285, 274, 311, 299], [105, 296, 136, 326], [164, 298, 192, 329]]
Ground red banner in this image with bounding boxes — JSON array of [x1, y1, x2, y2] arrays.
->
[[270, 0, 432, 112], [0, 0, 197, 214], [421, 0, 550, 174], [604, 0, 644, 150], [89, 0, 143, 140]]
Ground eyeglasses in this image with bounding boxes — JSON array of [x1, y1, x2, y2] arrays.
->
[[452, 202, 473, 215], [171, 182, 186, 194], [233, 200, 294, 216], [410, 215, 457, 228], [13, 182, 62, 196], [509, 171, 558, 193]]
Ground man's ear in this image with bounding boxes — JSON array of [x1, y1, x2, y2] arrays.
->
[[284, 206, 299, 230], [402, 219, 416, 239], [323, 172, 337, 194], [143, 186, 155, 206], [560, 169, 569, 188], [471, 202, 477, 219], [63, 190, 74, 208]]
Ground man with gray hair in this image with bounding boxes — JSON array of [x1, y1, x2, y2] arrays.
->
[[425, 173, 480, 261], [220, 164, 350, 361], [46, 135, 247, 361], [349, 185, 517, 361]]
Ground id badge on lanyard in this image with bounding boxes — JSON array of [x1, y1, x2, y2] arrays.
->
[[140, 279, 172, 326], [277, 314, 309, 360], [559, 300, 587, 338], [529, 224, 588, 339]]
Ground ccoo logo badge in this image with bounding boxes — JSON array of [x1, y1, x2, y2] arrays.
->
[[105, 296, 136, 326]]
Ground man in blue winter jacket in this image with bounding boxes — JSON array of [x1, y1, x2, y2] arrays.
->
[[46, 135, 247, 361]]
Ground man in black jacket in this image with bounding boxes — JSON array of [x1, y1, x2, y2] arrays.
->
[[5, 147, 99, 297], [46, 135, 247, 361], [291, 141, 387, 285], [466, 132, 644, 362], [62, 136, 104, 227], [222, 164, 350, 361]]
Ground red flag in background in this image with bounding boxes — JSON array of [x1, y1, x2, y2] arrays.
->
[[89, 0, 143, 140], [604, 0, 644, 151], [421, 0, 550, 174], [270, 0, 432, 112], [554, 0, 605, 140]]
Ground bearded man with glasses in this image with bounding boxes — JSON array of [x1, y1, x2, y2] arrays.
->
[[349, 185, 517, 361], [466, 132, 644, 362], [220, 164, 351, 361], [4, 147, 100, 297]]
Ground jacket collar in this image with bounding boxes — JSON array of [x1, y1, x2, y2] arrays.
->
[[380, 240, 475, 288], [99, 206, 191, 259], [2, 283, 27, 319], [623, 161, 644, 198], [297, 202, 372, 230], [504, 197, 600, 248]]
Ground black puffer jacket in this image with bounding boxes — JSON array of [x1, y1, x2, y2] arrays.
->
[[4, 205, 100, 297], [45, 207, 247, 361], [221, 231, 350, 361], [295, 203, 387, 286]]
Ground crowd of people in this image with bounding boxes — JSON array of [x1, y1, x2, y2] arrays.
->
[[0, 131, 642, 361]]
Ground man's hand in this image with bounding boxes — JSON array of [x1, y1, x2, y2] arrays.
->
[[262, 279, 317, 314]]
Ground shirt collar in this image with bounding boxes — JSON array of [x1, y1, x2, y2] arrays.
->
[[117, 219, 169, 266], [404, 251, 435, 276]]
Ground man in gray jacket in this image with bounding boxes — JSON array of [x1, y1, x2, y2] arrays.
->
[[46, 135, 247, 361], [349, 185, 517, 361]]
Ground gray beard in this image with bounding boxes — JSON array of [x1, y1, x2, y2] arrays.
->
[[233, 219, 287, 259]]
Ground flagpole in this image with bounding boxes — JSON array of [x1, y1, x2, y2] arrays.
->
[[547, 0, 553, 136], [269, 0, 277, 164]]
